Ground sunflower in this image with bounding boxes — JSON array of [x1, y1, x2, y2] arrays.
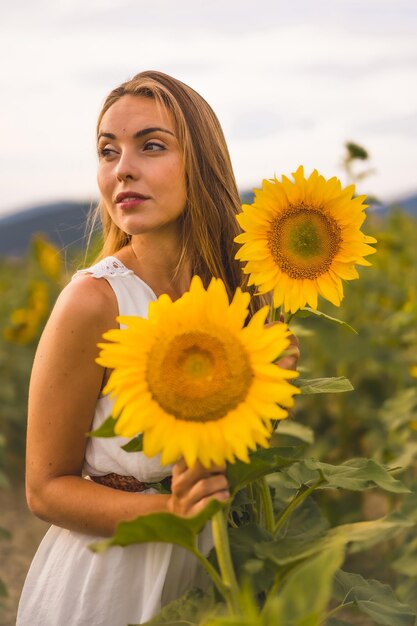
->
[[96, 276, 299, 468], [235, 166, 377, 313]]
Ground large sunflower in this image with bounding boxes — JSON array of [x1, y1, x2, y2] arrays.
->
[[96, 276, 299, 468], [235, 166, 377, 313]]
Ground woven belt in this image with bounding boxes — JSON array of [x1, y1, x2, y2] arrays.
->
[[90, 473, 171, 493]]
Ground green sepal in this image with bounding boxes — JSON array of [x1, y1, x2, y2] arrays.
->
[[88, 415, 117, 438], [122, 434, 143, 452]]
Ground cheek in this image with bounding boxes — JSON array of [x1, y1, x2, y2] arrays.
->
[[170, 164, 187, 208], [97, 165, 112, 199]]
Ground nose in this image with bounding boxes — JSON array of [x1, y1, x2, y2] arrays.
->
[[115, 149, 138, 182]]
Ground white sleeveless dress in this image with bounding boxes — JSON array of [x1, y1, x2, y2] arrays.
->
[[17, 257, 212, 626]]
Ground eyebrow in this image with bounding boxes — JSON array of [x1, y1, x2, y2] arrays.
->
[[97, 127, 175, 141]]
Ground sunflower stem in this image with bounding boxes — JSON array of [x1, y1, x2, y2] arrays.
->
[[283, 312, 293, 325], [192, 548, 231, 603], [212, 509, 242, 614], [257, 477, 275, 533], [273, 478, 323, 536], [271, 307, 281, 322], [247, 483, 257, 523]]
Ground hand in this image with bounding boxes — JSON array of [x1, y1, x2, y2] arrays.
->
[[267, 314, 300, 371], [167, 459, 229, 518]]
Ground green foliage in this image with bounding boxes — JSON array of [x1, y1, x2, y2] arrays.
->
[[295, 377, 354, 394], [294, 210, 417, 469], [90, 417, 144, 452], [333, 570, 416, 626], [90, 500, 222, 554], [276, 458, 409, 494], [0, 235, 69, 477], [141, 588, 219, 626], [266, 544, 345, 626], [89, 415, 118, 438], [3, 205, 417, 624], [122, 434, 144, 452], [294, 308, 358, 335], [227, 447, 303, 495], [345, 142, 369, 161]]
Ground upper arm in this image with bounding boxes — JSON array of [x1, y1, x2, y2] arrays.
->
[[26, 275, 118, 493]]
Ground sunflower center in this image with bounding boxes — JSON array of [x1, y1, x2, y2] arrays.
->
[[267, 205, 342, 279], [146, 330, 253, 422]]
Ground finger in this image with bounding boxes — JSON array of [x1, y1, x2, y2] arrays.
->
[[171, 458, 187, 480], [172, 462, 213, 497], [276, 348, 300, 371], [206, 463, 227, 475], [187, 474, 229, 505], [174, 473, 229, 513], [190, 490, 230, 516]]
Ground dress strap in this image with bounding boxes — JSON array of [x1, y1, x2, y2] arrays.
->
[[72, 256, 156, 320], [73, 256, 134, 279]]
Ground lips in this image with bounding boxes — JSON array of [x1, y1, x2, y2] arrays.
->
[[115, 191, 150, 203]]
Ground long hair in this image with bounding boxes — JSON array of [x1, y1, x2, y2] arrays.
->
[[90, 70, 270, 315]]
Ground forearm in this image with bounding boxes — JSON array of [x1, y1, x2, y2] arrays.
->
[[27, 474, 170, 537]]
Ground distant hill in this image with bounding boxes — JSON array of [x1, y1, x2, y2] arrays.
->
[[0, 201, 94, 257], [387, 193, 417, 214], [0, 192, 417, 258]]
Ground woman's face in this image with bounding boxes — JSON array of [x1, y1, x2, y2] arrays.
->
[[97, 95, 187, 239]]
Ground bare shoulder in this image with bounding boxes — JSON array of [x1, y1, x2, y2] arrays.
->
[[49, 274, 118, 336], [31, 274, 118, 400]]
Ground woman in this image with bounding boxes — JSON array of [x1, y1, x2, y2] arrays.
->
[[17, 71, 299, 625]]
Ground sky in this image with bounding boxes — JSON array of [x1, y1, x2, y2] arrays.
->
[[1, 0, 416, 216]]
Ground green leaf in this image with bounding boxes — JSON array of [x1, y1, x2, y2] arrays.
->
[[264, 543, 345, 625], [380, 388, 417, 429], [392, 536, 417, 576], [142, 587, 218, 625], [333, 518, 414, 555], [228, 524, 275, 593], [333, 570, 416, 626], [275, 421, 314, 444], [391, 522, 417, 577], [227, 447, 303, 494], [122, 434, 143, 452], [90, 499, 222, 554], [274, 497, 330, 541], [287, 458, 409, 493], [88, 415, 117, 438], [295, 377, 354, 394], [295, 307, 358, 334], [256, 517, 412, 568], [395, 491, 417, 522]]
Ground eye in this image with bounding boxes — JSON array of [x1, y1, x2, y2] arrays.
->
[[98, 147, 118, 159], [143, 141, 165, 152]]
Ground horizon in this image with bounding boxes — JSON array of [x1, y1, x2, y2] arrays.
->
[[1, 184, 417, 221]]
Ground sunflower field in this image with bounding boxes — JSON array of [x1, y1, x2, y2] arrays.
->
[[1, 182, 417, 624]]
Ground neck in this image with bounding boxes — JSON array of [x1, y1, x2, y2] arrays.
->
[[129, 232, 192, 300]]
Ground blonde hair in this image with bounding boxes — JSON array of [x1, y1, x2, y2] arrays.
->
[[90, 70, 270, 314]]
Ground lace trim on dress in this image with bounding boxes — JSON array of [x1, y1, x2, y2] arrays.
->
[[74, 256, 134, 279]]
